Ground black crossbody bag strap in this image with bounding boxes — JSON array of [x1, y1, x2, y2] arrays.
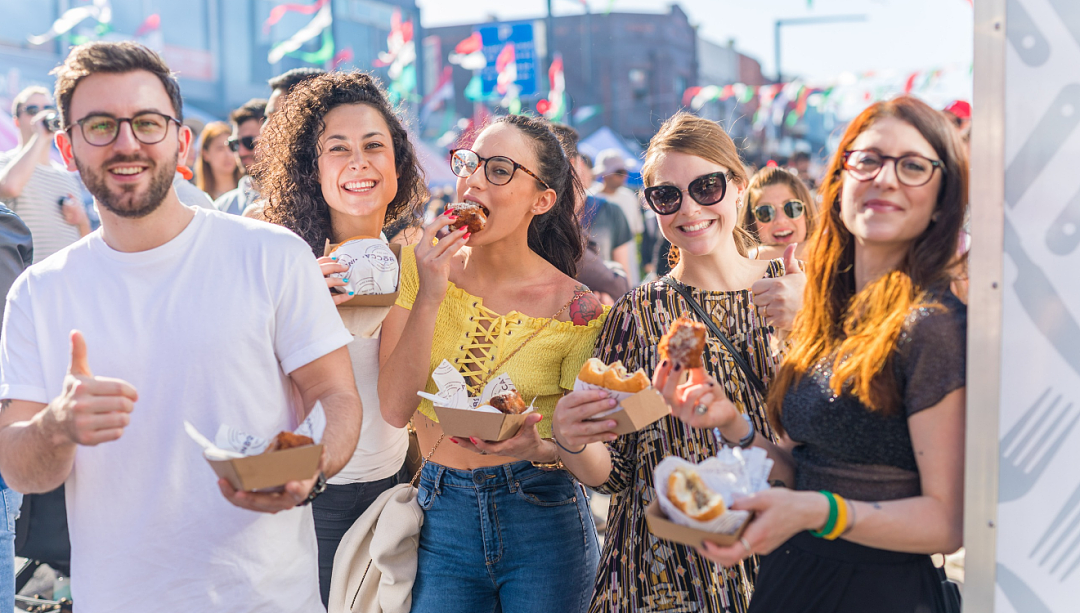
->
[[661, 276, 768, 397]]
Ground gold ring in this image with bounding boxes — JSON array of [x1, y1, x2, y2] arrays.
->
[[431, 237, 439, 247]]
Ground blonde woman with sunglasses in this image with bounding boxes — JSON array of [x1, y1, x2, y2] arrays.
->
[[739, 166, 819, 261]]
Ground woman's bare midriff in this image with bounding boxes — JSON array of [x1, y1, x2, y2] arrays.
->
[[412, 410, 522, 470]]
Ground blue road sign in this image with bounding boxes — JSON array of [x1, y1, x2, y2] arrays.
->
[[476, 21, 537, 98]]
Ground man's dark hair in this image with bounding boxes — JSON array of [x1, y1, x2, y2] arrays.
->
[[791, 151, 810, 164], [229, 98, 267, 128], [268, 68, 325, 93], [52, 41, 182, 129]]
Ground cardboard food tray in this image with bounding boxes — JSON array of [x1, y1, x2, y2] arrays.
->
[[323, 241, 402, 308], [645, 499, 751, 547], [587, 387, 669, 435], [207, 444, 324, 492], [432, 406, 530, 442]]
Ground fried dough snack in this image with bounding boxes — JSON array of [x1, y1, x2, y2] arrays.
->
[[489, 390, 527, 414], [658, 316, 707, 368], [578, 358, 650, 393], [448, 203, 487, 234], [263, 431, 315, 453]]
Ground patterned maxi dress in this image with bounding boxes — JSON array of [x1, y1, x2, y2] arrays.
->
[[589, 265, 786, 613]]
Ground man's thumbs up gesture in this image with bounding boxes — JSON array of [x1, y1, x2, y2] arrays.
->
[[750, 244, 806, 332], [51, 330, 139, 446]]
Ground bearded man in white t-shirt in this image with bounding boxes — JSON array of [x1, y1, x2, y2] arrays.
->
[[0, 42, 361, 613]]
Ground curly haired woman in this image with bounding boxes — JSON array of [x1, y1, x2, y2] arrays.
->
[[253, 70, 427, 606]]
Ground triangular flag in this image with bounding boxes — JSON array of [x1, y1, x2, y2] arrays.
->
[[268, 2, 332, 64], [134, 14, 160, 38], [264, 0, 329, 34], [28, 0, 112, 45], [288, 29, 335, 65]]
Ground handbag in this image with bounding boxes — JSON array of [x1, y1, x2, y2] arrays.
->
[[660, 276, 767, 397], [327, 290, 586, 612], [14, 485, 71, 573], [934, 556, 962, 613]]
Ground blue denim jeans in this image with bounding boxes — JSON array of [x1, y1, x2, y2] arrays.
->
[[412, 461, 600, 613], [1, 487, 23, 611]]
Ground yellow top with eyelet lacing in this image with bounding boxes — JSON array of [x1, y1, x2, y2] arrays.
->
[[396, 245, 607, 438]]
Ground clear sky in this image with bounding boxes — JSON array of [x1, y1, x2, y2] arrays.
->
[[416, 0, 973, 85]]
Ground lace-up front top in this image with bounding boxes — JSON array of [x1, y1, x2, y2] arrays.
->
[[396, 245, 607, 438]]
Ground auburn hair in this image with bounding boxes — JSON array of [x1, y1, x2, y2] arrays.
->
[[766, 96, 969, 434], [739, 166, 819, 244], [194, 121, 240, 197], [641, 112, 754, 264]]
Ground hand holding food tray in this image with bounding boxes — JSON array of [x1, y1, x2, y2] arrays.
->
[[573, 358, 669, 434], [419, 360, 536, 441], [646, 448, 773, 547], [185, 402, 326, 492], [323, 238, 402, 308]]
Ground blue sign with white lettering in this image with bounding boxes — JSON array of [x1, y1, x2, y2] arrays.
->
[[476, 21, 537, 98]]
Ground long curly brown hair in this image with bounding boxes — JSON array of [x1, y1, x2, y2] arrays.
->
[[255, 71, 427, 255], [766, 96, 968, 433]]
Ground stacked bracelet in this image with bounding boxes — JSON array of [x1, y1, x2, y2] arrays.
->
[[809, 490, 838, 538], [810, 491, 852, 540]]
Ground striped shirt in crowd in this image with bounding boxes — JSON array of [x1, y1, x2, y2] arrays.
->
[[0, 149, 84, 263]]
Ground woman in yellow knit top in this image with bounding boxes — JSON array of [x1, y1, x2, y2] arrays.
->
[[378, 115, 607, 613]]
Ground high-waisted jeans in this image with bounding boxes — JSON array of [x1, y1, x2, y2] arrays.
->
[[412, 460, 600, 613], [1, 486, 23, 611]]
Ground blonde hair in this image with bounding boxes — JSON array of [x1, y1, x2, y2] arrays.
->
[[739, 166, 819, 243], [641, 112, 753, 265]]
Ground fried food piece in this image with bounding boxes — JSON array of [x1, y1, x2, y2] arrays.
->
[[667, 466, 726, 521], [448, 202, 487, 234], [658, 316, 707, 368], [578, 358, 650, 393], [264, 431, 315, 453], [489, 390, 527, 414]]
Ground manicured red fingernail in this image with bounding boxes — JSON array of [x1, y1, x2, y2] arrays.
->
[[469, 437, 479, 444], [450, 438, 460, 444], [463, 232, 471, 240]]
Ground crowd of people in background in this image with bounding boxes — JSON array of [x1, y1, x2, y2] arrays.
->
[[0, 40, 972, 613]]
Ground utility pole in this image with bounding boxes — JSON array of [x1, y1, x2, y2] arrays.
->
[[774, 14, 866, 83]]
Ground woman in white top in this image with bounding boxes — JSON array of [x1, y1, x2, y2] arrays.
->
[[255, 70, 428, 606]]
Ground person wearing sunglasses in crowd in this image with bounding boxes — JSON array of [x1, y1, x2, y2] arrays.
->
[[213, 98, 265, 216], [256, 71, 427, 607], [551, 112, 800, 613], [740, 166, 819, 261], [379, 115, 606, 613], [683, 96, 967, 613], [0, 86, 90, 263]]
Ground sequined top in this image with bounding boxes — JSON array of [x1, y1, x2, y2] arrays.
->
[[590, 267, 785, 613], [781, 290, 967, 501], [395, 245, 607, 438]]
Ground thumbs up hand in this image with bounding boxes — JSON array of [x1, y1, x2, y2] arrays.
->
[[50, 330, 139, 447], [750, 244, 806, 332]]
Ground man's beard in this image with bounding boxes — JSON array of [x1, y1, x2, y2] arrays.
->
[[77, 153, 176, 219]]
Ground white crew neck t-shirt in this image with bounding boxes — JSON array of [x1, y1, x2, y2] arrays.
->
[[0, 206, 353, 612]]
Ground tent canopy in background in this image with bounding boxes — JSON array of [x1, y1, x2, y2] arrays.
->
[[578, 126, 642, 172]]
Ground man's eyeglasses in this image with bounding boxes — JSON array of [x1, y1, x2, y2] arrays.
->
[[642, 171, 729, 216], [449, 148, 551, 190], [21, 104, 57, 117], [754, 200, 805, 224], [842, 150, 944, 187], [227, 136, 258, 152], [70, 112, 182, 147]]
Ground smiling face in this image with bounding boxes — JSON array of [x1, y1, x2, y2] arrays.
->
[[839, 116, 942, 248], [754, 183, 807, 246], [454, 123, 555, 246], [58, 70, 189, 219], [317, 103, 398, 229], [650, 151, 743, 258]]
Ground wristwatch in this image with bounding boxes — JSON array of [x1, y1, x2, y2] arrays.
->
[[531, 439, 566, 471], [298, 471, 327, 506]]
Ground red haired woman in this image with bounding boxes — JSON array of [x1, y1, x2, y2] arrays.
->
[[673, 96, 969, 612]]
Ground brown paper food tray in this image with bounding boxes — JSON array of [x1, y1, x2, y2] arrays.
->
[[322, 241, 402, 308], [207, 444, 323, 491], [587, 388, 669, 435], [645, 499, 750, 547], [432, 406, 529, 441]]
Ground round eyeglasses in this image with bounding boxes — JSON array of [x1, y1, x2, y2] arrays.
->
[[842, 150, 944, 187], [642, 171, 729, 216], [449, 148, 551, 190], [754, 200, 805, 224], [70, 112, 182, 147]]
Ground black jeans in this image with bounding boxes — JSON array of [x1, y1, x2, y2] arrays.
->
[[312, 463, 409, 606]]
